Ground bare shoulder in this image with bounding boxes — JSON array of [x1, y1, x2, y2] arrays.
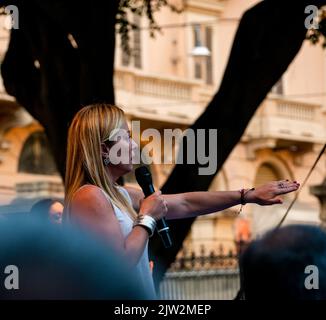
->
[[71, 184, 114, 216], [72, 184, 105, 202], [69, 185, 125, 246]]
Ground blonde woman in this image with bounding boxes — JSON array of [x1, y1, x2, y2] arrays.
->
[[64, 103, 300, 299]]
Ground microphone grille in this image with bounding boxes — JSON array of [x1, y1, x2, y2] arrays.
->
[[135, 166, 152, 186]]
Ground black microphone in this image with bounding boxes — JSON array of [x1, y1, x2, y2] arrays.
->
[[135, 166, 172, 248]]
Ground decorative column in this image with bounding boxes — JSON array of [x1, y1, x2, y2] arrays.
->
[[310, 178, 326, 229]]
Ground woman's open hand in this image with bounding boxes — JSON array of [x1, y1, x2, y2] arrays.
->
[[246, 180, 300, 206]]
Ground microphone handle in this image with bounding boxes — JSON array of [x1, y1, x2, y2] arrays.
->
[[142, 184, 155, 197], [143, 184, 172, 248], [156, 218, 173, 248]]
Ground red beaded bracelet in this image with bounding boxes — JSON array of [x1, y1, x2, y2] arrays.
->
[[238, 187, 255, 214]]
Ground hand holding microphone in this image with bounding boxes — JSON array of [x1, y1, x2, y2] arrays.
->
[[135, 166, 173, 248], [139, 190, 168, 221]]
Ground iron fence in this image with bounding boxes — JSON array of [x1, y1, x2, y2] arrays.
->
[[159, 242, 247, 300]]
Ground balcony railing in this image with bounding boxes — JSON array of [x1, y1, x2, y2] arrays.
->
[[114, 68, 200, 101], [16, 181, 64, 198], [244, 97, 326, 145], [114, 68, 211, 124], [135, 76, 192, 100]]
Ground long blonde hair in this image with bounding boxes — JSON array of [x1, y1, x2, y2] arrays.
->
[[64, 103, 138, 221]]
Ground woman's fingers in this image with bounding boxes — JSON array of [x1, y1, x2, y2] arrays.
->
[[274, 180, 300, 195], [274, 180, 299, 187], [256, 180, 300, 206], [269, 197, 283, 205]]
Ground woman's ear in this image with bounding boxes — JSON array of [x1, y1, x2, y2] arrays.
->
[[100, 142, 110, 158]]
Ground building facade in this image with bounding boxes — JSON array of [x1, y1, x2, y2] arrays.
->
[[0, 1, 326, 255]]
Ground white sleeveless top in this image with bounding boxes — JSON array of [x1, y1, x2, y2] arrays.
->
[[101, 186, 157, 299], [72, 184, 157, 299]]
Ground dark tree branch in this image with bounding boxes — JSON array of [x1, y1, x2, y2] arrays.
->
[[150, 0, 326, 289], [1, 0, 119, 176]]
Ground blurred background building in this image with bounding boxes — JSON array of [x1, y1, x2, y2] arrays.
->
[[0, 0, 326, 258]]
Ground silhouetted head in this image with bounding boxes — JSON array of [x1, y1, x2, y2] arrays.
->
[[30, 198, 64, 224], [239, 224, 326, 300], [0, 215, 146, 299]]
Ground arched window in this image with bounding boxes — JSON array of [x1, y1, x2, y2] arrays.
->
[[254, 162, 292, 202], [251, 162, 293, 237], [254, 163, 281, 187], [18, 131, 58, 175]]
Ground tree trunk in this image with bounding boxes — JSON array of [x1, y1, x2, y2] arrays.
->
[[1, 0, 119, 177]]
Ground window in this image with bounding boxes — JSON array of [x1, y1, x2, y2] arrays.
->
[[121, 14, 142, 69], [133, 15, 142, 69], [121, 46, 131, 67], [272, 78, 284, 95], [205, 26, 213, 85], [255, 163, 281, 187], [193, 25, 202, 79], [192, 25, 213, 83], [18, 131, 58, 175], [194, 62, 202, 79]]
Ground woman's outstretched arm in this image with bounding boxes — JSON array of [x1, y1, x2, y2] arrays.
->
[[126, 180, 300, 220]]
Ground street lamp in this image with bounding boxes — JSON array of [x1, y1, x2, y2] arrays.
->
[[190, 24, 210, 62]]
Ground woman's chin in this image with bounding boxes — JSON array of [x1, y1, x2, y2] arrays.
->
[[120, 163, 133, 174]]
